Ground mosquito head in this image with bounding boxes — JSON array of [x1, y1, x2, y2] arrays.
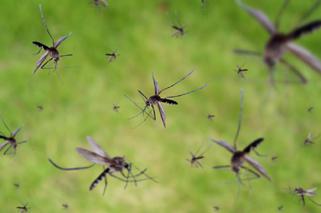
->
[[294, 187, 305, 195], [124, 162, 132, 173], [264, 55, 276, 68]]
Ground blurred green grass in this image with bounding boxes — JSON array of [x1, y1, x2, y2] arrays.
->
[[1, 0, 321, 212]]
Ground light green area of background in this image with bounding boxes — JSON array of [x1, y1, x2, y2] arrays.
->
[[1, 0, 321, 212]]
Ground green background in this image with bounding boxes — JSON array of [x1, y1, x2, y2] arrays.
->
[[1, 0, 321, 212]]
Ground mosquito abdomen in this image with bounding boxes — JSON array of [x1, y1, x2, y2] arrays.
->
[[161, 98, 177, 105], [89, 167, 110, 190]]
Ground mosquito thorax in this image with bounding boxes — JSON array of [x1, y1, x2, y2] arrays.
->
[[231, 152, 245, 173], [49, 47, 59, 59]]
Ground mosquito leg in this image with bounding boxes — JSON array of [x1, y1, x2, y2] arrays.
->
[[39, 4, 55, 45], [102, 171, 108, 195], [308, 197, 321, 206], [274, 0, 290, 30], [34, 47, 43, 55], [40, 58, 53, 70], [60, 54, 73, 57], [0, 143, 9, 152], [280, 58, 307, 84], [0, 117, 11, 134], [241, 166, 260, 179], [17, 140, 28, 145], [297, 0, 321, 24], [233, 49, 262, 57], [165, 84, 207, 99], [301, 195, 306, 206], [3, 145, 12, 155], [213, 165, 230, 170], [48, 158, 95, 171]]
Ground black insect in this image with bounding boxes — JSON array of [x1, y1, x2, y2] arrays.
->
[[49, 136, 155, 194], [292, 187, 321, 207], [236, 65, 248, 78], [172, 25, 185, 37], [212, 90, 271, 183], [271, 156, 278, 161], [187, 142, 211, 168], [0, 118, 27, 155], [113, 104, 120, 112], [235, 0, 321, 84], [105, 51, 118, 63], [16, 203, 29, 213], [127, 71, 207, 128], [33, 5, 72, 74], [208, 114, 215, 120]]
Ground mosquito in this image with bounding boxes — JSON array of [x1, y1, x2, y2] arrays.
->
[[187, 142, 211, 168], [33, 5, 72, 74], [49, 136, 154, 194], [307, 106, 314, 112], [16, 203, 29, 213], [172, 25, 185, 37], [62, 203, 69, 209], [291, 187, 321, 207], [277, 205, 284, 211], [0, 118, 27, 155], [127, 71, 207, 128], [304, 132, 320, 145], [235, 0, 321, 84], [236, 65, 248, 78], [93, 0, 108, 7], [105, 51, 118, 63], [208, 114, 215, 120], [37, 105, 44, 111], [113, 104, 120, 112], [212, 90, 271, 183]]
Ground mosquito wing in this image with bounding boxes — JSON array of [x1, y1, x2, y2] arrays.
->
[[86, 136, 109, 158], [76, 147, 109, 165], [156, 102, 166, 128], [305, 188, 317, 196], [211, 139, 236, 153], [236, 0, 276, 35], [0, 142, 8, 151], [54, 33, 71, 48], [11, 128, 21, 137], [152, 74, 160, 95], [34, 51, 49, 74], [244, 155, 271, 180], [286, 43, 321, 74]]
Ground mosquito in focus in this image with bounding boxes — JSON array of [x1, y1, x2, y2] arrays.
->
[[291, 187, 321, 207], [236, 65, 248, 78], [187, 142, 212, 168], [0, 118, 27, 155], [235, 0, 321, 84], [16, 203, 29, 213], [32, 5, 72, 74], [126, 71, 207, 128], [212, 90, 271, 183], [49, 136, 155, 194], [105, 51, 118, 63]]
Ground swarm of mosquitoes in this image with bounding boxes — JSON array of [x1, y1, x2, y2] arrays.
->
[[3, 0, 321, 211]]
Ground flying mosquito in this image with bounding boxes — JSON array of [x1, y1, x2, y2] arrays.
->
[[126, 71, 207, 128], [16, 203, 29, 213], [62, 203, 69, 209], [235, 0, 321, 84], [187, 142, 211, 168], [172, 25, 185, 37], [236, 65, 248, 78], [304, 132, 320, 145], [291, 187, 321, 207], [32, 5, 72, 74], [307, 106, 314, 112], [49, 136, 154, 194], [113, 104, 120, 112], [93, 0, 108, 7], [0, 118, 27, 155], [212, 90, 271, 183], [105, 51, 118, 63], [207, 114, 215, 120]]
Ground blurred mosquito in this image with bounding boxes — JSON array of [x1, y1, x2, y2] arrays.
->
[[62, 203, 69, 209], [212, 90, 271, 183], [235, 0, 321, 84], [277, 205, 284, 211], [127, 71, 207, 128], [271, 156, 278, 161], [16, 203, 29, 213], [37, 105, 44, 111], [304, 132, 320, 145], [236, 65, 248, 78], [172, 25, 185, 37], [14, 183, 20, 189], [208, 114, 215, 120], [113, 104, 120, 112], [0, 118, 27, 155], [49, 136, 155, 194], [213, 206, 220, 211], [291, 187, 321, 207], [105, 51, 118, 63], [307, 106, 314, 112], [33, 5, 72, 74], [187, 142, 212, 168], [93, 0, 108, 7]]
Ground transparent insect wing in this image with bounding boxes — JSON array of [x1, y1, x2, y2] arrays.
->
[[0, 142, 8, 151], [34, 51, 49, 73], [305, 188, 317, 196], [86, 136, 109, 158], [156, 102, 166, 128], [54, 33, 71, 48], [152, 74, 160, 95], [244, 155, 271, 180], [12, 128, 21, 137], [212, 139, 236, 153], [76, 147, 109, 165], [236, 0, 276, 34]]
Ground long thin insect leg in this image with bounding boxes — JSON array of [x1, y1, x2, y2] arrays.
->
[[234, 49, 262, 57], [280, 58, 307, 84], [102, 167, 108, 195], [233, 89, 244, 149], [240, 166, 260, 180], [60, 54, 73, 57], [274, 0, 290, 30], [48, 158, 95, 171], [297, 0, 321, 24], [137, 90, 148, 100], [0, 143, 9, 152], [17, 140, 28, 145], [159, 71, 194, 94], [301, 195, 306, 206], [165, 84, 207, 99], [41, 58, 53, 70], [3, 145, 12, 155], [213, 165, 230, 170], [39, 4, 55, 45], [0, 116, 11, 135], [151, 105, 156, 120]]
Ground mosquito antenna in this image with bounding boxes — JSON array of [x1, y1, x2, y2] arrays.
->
[[39, 4, 55, 45], [137, 90, 148, 100], [297, 0, 321, 24], [233, 89, 244, 149], [48, 158, 95, 171], [159, 71, 194, 94], [274, 0, 290, 30], [165, 84, 207, 99]]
